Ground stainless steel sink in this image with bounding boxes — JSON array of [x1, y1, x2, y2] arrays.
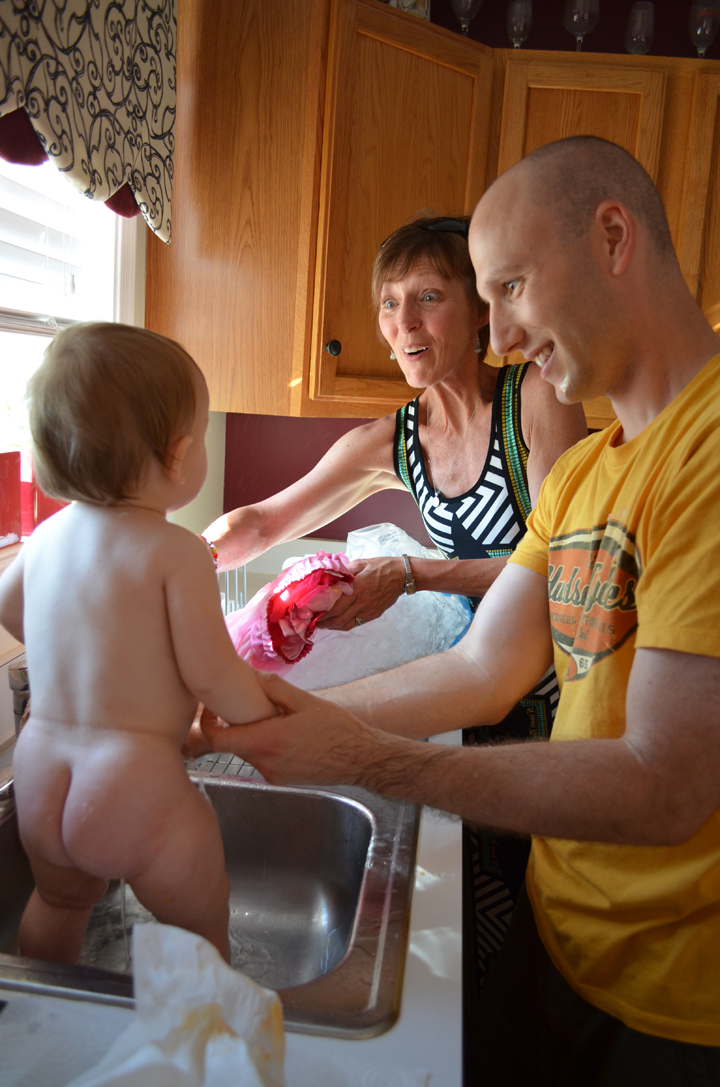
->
[[0, 773, 419, 1038]]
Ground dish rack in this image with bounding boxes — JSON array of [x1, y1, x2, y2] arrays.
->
[[217, 565, 247, 616]]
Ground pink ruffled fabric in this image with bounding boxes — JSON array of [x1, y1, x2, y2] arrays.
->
[[225, 552, 354, 673]]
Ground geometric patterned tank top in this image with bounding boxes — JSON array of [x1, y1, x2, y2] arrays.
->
[[393, 362, 533, 564], [393, 359, 559, 727]]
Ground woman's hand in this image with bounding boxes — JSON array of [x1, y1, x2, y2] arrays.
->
[[317, 555, 407, 630]]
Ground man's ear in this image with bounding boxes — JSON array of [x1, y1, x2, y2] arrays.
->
[[595, 199, 635, 276], [163, 434, 193, 484]]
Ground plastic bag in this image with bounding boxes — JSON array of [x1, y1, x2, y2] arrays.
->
[[283, 524, 473, 691]]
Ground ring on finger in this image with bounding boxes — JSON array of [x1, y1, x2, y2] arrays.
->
[[355, 616, 364, 627]]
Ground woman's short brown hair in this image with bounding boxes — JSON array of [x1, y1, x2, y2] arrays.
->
[[28, 322, 203, 504], [371, 213, 490, 359]]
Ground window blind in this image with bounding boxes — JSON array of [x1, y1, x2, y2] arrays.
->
[[0, 158, 116, 332]]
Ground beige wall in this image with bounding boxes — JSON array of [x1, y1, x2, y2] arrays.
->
[[169, 410, 226, 535]]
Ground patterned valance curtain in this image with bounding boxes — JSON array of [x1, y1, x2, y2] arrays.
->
[[0, 0, 175, 242]]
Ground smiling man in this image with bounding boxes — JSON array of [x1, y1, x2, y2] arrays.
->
[[209, 136, 720, 1083]]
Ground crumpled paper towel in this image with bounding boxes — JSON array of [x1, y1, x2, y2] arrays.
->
[[65, 923, 284, 1087]]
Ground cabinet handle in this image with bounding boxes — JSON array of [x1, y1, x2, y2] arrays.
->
[[325, 339, 342, 356]]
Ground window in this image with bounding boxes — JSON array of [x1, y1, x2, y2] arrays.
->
[[0, 157, 144, 544]]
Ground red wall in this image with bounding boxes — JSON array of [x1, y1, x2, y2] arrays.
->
[[224, 412, 433, 545]]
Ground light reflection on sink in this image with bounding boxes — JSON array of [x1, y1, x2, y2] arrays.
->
[[0, 773, 419, 1038]]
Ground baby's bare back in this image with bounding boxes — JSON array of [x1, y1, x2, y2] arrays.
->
[[13, 503, 235, 961], [23, 503, 199, 746]]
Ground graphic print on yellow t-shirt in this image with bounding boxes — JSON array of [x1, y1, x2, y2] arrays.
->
[[547, 519, 641, 681]]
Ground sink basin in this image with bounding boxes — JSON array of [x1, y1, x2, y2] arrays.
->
[[0, 773, 419, 1038]]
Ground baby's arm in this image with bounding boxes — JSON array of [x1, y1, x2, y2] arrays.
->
[[0, 550, 25, 644], [165, 529, 278, 724]]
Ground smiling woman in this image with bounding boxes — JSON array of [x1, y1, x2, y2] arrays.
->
[[203, 213, 587, 1056]]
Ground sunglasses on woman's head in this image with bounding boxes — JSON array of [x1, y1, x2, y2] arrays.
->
[[379, 216, 469, 249]]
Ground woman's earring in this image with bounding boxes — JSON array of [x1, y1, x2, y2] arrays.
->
[[390, 350, 396, 360], [474, 333, 482, 354]]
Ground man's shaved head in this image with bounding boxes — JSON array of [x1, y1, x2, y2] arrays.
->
[[515, 136, 674, 261]]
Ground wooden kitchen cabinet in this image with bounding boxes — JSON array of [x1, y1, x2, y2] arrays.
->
[[309, 0, 493, 413], [144, 0, 331, 417], [145, 0, 493, 418], [145, 0, 720, 427]]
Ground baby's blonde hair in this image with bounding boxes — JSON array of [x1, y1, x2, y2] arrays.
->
[[29, 323, 204, 504]]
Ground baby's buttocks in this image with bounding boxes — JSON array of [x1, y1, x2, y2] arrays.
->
[[13, 720, 196, 879]]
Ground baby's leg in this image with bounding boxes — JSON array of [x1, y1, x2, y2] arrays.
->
[[129, 780, 231, 963], [19, 853, 108, 964], [14, 746, 108, 963]]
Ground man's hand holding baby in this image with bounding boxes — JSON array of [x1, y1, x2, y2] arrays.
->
[[200, 672, 397, 789]]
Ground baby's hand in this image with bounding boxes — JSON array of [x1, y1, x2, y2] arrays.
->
[[199, 705, 232, 752], [181, 705, 215, 760]]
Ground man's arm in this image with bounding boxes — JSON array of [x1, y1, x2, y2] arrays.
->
[[207, 643, 720, 848], [320, 562, 554, 737], [356, 646, 720, 846]]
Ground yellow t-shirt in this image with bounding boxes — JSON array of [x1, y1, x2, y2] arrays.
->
[[509, 352, 720, 1046]]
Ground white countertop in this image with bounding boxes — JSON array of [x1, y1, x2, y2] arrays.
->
[[0, 734, 462, 1087]]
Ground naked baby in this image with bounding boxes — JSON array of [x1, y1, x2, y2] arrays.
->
[[0, 323, 277, 964]]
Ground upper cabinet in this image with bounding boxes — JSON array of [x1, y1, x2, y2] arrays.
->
[[145, 0, 331, 417], [310, 1, 493, 414], [495, 57, 666, 177], [145, 0, 720, 426]]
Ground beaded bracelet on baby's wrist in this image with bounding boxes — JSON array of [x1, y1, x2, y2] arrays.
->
[[205, 539, 219, 569]]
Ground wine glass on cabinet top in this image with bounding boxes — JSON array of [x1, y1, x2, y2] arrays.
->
[[451, 0, 483, 36], [506, 0, 532, 47], [688, 3, 720, 57], [562, 0, 600, 51], [624, 1, 653, 54]]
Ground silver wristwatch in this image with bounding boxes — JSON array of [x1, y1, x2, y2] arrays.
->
[[401, 553, 417, 595]]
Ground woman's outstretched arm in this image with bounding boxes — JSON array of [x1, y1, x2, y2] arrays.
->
[[203, 414, 403, 572]]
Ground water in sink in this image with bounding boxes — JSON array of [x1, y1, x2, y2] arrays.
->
[[78, 776, 373, 991]]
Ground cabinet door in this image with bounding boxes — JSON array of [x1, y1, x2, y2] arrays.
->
[[495, 56, 666, 180], [681, 73, 720, 335], [145, 0, 330, 417], [308, 0, 493, 416]]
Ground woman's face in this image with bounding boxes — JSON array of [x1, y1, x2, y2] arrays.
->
[[377, 263, 484, 389]]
